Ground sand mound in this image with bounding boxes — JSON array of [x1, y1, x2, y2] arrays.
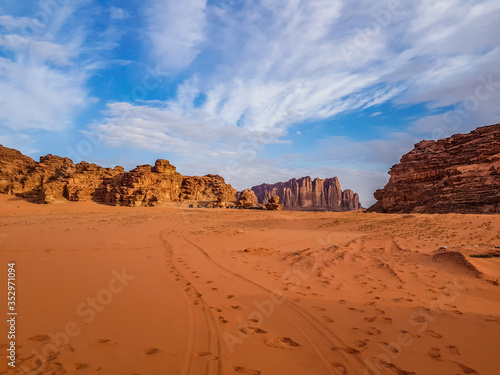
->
[[432, 250, 482, 277], [242, 247, 274, 255]]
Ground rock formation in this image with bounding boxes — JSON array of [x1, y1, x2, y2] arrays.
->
[[368, 124, 500, 214], [236, 188, 259, 208], [250, 176, 361, 211], [265, 196, 283, 211], [0, 145, 236, 206]]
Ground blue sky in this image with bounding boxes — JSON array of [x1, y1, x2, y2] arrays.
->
[[1, 0, 500, 206]]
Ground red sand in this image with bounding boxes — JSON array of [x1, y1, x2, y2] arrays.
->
[[0, 194, 499, 374]]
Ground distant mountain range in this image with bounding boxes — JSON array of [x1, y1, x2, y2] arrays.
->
[[250, 176, 362, 211]]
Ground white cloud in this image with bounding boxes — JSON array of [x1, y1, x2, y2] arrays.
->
[[0, 35, 72, 65], [0, 15, 32, 30], [133, 0, 500, 140], [145, 0, 207, 72], [0, 57, 90, 131], [110, 7, 130, 20], [0, 10, 93, 131], [0, 3, 120, 132]]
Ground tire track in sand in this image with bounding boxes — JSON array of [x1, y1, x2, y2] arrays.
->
[[179, 232, 367, 374], [159, 234, 221, 375]]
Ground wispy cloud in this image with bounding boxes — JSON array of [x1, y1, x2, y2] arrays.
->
[[145, 0, 207, 72], [109, 0, 500, 140], [0, 2, 132, 133]]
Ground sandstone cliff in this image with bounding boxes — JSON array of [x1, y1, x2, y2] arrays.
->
[[0, 145, 236, 206], [251, 176, 361, 211], [368, 124, 500, 214]]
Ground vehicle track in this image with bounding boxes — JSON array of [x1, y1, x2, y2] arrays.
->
[[159, 233, 221, 375], [179, 231, 367, 374]]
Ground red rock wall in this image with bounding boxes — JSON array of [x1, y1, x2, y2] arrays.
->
[[0, 145, 236, 206], [368, 124, 500, 214], [251, 176, 361, 211]]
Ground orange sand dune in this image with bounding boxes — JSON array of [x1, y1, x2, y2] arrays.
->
[[0, 194, 499, 375]]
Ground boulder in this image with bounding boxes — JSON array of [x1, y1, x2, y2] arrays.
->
[[236, 188, 259, 208], [265, 196, 283, 211]]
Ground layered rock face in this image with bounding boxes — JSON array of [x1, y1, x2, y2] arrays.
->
[[368, 124, 500, 214], [251, 176, 361, 211], [0, 145, 236, 206]]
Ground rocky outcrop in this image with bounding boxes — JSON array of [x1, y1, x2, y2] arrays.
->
[[0, 145, 236, 206], [265, 196, 283, 211], [368, 124, 500, 214], [251, 176, 361, 211], [236, 188, 259, 208]]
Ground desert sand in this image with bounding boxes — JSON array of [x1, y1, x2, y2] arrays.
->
[[0, 194, 499, 375]]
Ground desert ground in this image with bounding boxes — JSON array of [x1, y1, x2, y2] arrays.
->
[[0, 194, 499, 375]]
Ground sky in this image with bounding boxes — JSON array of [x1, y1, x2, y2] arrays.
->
[[1, 0, 500, 207]]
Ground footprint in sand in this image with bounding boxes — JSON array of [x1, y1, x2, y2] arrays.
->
[[231, 305, 242, 310], [380, 342, 399, 354], [265, 337, 300, 350], [74, 363, 90, 370], [354, 340, 368, 348], [233, 366, 261, 374], [455, 362, 479, 374], [365, 317, 377, 322], [219, 316, 229, 324], [94, 338, 116, 346], [312, 306, 326, 311], [322, 316, 334, 323], [28, 334, 50, 342], [331, 346, 360, 354], [369, 327, 382, 335], [142, 348, 160, 355], [227, 294, 235, 299], [332, 362, 348, 374], [447, 345, 460, 355], [428, 347, 441, 359], [195, 352, 219, 360], [425, 330, 442, 339], [239, 327, 267, 335]]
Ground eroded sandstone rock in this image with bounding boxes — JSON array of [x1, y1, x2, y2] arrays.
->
[[236, 188, 259, 208], [265, 196, 283, 211], [368, 124, 500, 214], [0, 145, 236, 206]]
